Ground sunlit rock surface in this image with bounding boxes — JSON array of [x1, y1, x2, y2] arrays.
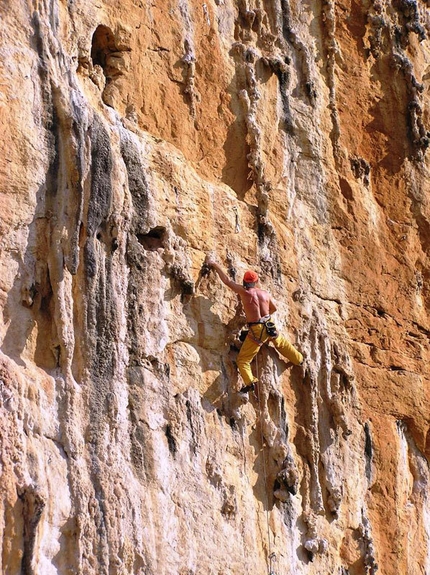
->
[[1, 1, 429, 574]]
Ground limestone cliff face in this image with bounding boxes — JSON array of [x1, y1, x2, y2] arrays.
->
[[1, 1, 430, 574]]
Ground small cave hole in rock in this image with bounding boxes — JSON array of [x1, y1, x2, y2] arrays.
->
[[136, 226, 166, 250], [91, 25, 116, 77], [95, 222, 108, 243]]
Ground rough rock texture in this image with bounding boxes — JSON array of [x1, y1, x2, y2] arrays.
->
[[1, 1, 430, 574]]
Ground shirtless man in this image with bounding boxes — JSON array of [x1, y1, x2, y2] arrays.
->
[[206, 259, 303, 393]]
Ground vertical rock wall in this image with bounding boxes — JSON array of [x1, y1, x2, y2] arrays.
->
[[0, 1, 429, 574]]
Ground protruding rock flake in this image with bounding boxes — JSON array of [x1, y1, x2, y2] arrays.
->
[[0, 1, 429, 574]]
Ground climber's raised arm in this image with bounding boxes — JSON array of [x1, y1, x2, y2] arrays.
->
[[206, 258, 244, 294]]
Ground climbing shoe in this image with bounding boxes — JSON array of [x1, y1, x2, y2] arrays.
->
[[238, 382, 256, 394]]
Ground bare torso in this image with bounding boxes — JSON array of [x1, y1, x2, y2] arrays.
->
[[240, 288, 272, 322]]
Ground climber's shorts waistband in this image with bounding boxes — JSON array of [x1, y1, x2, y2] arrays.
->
[[247, 314, 271, 326]]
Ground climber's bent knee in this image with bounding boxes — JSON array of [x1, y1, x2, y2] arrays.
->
[[272, 335, 303, 365]]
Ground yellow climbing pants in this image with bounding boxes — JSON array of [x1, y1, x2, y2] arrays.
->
[[237, 323, 303, 386]]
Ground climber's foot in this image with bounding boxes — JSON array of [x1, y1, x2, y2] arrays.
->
[[239, 379, 258, 395], [238, 382, 256, 395]]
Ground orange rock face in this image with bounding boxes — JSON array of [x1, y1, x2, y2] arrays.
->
[[0, 1, 429, 574]]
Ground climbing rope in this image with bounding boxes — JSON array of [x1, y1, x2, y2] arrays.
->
[[255, 355, 277, 575]]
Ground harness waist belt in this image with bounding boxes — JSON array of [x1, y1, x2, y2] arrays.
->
[[247, 314, 271, 326]]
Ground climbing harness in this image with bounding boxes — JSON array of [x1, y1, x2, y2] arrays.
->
[[243, 316, 279, 345], [255, 354, 277, 575], [247, 324, 265, 346]]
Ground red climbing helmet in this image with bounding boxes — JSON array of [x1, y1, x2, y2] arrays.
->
[[243, 270, 259, 283]]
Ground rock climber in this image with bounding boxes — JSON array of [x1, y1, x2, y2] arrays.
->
[[206, 257, 303, 394]]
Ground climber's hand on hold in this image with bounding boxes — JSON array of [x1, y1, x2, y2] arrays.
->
[[205, 253, 217, 268], [202, 254, 215, 277]]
